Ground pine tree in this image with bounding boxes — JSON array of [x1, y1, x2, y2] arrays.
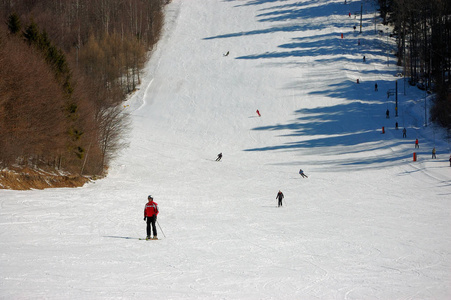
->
[[23, 21, 39, 45], [7, 13, 21, 35]]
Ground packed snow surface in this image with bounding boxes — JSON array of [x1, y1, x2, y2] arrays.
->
[[1, 0, 450, 299]]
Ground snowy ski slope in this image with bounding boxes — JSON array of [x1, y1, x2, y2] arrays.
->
[[1, 0, 450, 299]]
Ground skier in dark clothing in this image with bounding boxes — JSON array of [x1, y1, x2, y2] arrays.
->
[[299, 169, 308, 178], [386, 109, 389, 118], [276, 190, 284, 207], [216, 152, 222, 161], [402, 128, 407, 138], [144, 195, 159, 240]]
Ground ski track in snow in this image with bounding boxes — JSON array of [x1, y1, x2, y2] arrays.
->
[[1, 0, 451, 299]]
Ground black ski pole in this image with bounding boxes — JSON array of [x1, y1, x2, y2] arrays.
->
[[157, 220, 166, 238]]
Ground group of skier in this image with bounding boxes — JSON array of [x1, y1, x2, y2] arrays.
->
[[347, 3, 448, 165], [215, 150, 308, 208], [144, 115, 449, 238], [385, 115, 445, 162], [140, 4, 451, 239]]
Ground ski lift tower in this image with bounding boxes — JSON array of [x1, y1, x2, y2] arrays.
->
[[386, 80, 398, 117], [354, 3, 363, 34]]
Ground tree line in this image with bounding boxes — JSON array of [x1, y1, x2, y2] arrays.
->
[[0, 0, 166, 175], [377, 0, 451, 128]]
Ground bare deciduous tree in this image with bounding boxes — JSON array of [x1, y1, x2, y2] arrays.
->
[[0, 0, 166, 177]]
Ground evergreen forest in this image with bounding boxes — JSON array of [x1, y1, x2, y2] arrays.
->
[[378, 0, 451, 128]]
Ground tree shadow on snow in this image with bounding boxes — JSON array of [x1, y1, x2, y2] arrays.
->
[[212, 1, 406, 170], [236, 34, 387, 61], [244, 98, 412, 169], [207, 1, 358, 40]]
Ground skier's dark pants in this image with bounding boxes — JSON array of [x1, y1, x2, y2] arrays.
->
[[146, 215, 157, 237], [278, 198, 283, 207]]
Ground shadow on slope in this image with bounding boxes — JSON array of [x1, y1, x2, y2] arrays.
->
[[246, 101, 401, 148], [208, 1, 357, 40], [308, 79, 394, 102], [215, 1, 405, 169], [235, 34, 387, 62], [244, 80, 408, 169]]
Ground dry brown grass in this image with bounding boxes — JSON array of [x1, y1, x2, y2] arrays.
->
[[0, 167, 91, 190]]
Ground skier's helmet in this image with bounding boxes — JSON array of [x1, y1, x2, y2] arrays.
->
[[148, 195, 153, 200]]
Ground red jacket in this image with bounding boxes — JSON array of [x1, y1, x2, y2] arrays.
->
[[144, 201, 159, 217]]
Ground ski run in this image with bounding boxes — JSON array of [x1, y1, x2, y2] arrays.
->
[[1, 0, 450, 299]]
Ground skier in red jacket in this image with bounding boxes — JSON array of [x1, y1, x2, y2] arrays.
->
[[144, 195, 159, 240]]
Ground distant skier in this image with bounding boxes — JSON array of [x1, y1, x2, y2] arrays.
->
[[449, 155, 451, 167], [276, 190, 284, 207], [375, 83, 378, 91], [144, 195, 159, 240], [256, 109, 261, 117], [299, 169, 308, 178], [432, 147, 436, 159], [363, 55, 366, 62], [386, 109, 389, 118], [395, 122, 398, 130], [402, 128, 407, 138], [216, 152, 223, 161], [415, 139, 419, 149]]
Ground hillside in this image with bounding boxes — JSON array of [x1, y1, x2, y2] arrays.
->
[[1, 0, 450, 299]]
